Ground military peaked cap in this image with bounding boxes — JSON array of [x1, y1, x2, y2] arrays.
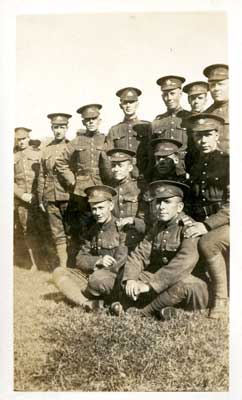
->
[[76, 104, 102, 118], [151, 138, 182, 156], [183, 81, 209, 96], [85, 185, 117, 203], [156, 75, 185, 90], [203, 64, 229, 81], [107, 148, 136, 162], [116, 87, 142, 100], [186, 113, 225, 132], [15, 127, 32, 139], [47, 113, 72, 125], [148, 180, 189, 200]]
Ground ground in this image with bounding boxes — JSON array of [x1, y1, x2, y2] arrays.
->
[[14, 265, 229, 392]]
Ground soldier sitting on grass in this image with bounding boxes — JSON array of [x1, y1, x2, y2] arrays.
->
[[52, 185, 128, 311], [111, 180, 210, 319]]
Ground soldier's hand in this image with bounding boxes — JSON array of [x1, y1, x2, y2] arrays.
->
[[116, 217, 134, 229], [184, 222, 208, 238], [102, 255, 116, 268], [125, 280, 140, 301], [21, 193, 32, 203], [39, 203, 46, 213]]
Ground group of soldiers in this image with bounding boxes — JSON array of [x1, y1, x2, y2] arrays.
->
[[14, 63, 229, 321]]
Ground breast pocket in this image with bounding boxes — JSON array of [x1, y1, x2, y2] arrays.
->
[[76, 147, 89, 165], [122, 194, 139, 217]]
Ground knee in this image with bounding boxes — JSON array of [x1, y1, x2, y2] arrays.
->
[[87, 270, 115, 297], [52, 267, 66, 285], [198, 234, 218, 258]]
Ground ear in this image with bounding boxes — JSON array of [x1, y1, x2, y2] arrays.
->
[[177, 201, 184, 213], [109, 201, 114, 212], [173, 154, 179, 164], [119, 102, 124, 110], [82, 118, 87, 127]]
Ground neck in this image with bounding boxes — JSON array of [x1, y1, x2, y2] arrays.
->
[[124, 114, 137, 121]]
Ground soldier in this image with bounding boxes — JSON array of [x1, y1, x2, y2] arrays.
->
[[55, 104, 107, 262], [183, 81, 209, 115], [105, 87, 151, 186], [203, 64, 229, 153], [14, 127, 41, 271], [182, 81, 209, 171], [111, 180, 209, 318], [52, 185, 128, 310], [106, 148, 146, 252], [38, 113, 72, 269], [152, 75, 189, 159], [184, 114, 229, 319], [146, 137, 187, 183]]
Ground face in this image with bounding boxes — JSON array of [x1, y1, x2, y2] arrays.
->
[[192, 130, 219, 154], [154, 153, 178, 176], [155, 196, 183, 222], [162, 88, 182, 110], [51, 124, 68, 141], [90, 200, 113, 224], [120, 100, 139, 118], [111, 160, 133, 181], [209, 79, 229, 102], [188, 93, 207, 113], [16, 136, 29, 150], [83, 116, 101, 133]]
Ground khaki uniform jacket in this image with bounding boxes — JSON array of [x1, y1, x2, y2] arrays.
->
[[38, 139, 70, 203], [112, 177, 146, 250], [189, 149, 229, 230], [152, 108, 190, 153], [105, 118, 151, 180], [122, 214, 199, 294], [76, 216, 128, 274], [55, 131, 106, 196], [14, 147, 41, 203]]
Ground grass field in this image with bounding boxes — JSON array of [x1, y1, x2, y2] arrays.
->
[[14, 265, 229, 392]]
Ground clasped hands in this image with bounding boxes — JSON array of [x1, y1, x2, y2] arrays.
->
[[125, 279, 150, 301], [94, 255, 117, 270]]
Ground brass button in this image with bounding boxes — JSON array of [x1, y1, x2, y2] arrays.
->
[[161, 257, 168, 264]]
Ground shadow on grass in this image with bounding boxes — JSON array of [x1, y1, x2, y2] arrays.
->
[[41, 292, 76, 307]]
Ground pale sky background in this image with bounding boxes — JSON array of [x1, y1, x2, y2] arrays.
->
[[16, 12, 227, 140]]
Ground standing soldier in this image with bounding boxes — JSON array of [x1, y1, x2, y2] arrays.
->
[[14, 127, 41, 271], [152, 75, 189, 160], [55, 104, 107, 262], [203, 64, 229, 153], [106, 148, 146, 252], [105, 87, 151, 187], [182, 81, 209, 171], [184, 114, 229, 319], [183, 81, 209, 115], [38, 113, 72, 269]]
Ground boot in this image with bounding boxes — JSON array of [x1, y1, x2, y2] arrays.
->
[[206, 253, 228, 319], [56, 243, 68, 268], [53, 267, 88, 306]]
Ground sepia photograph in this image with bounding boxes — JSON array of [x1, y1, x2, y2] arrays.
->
[[1, 0, 242, 398]]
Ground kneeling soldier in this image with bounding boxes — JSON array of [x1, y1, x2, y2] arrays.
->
[[107, 148, 146, 252], [113, 180, 209, 318], [52, 185, 128, 309]]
